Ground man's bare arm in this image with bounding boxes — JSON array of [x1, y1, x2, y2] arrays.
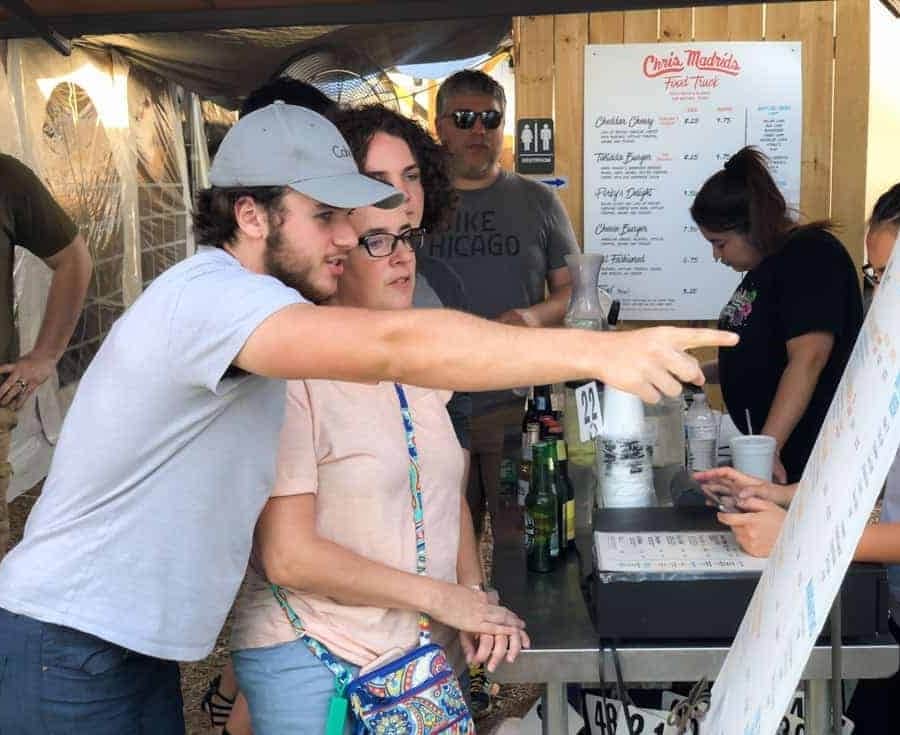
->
[[235, 304, 738, 403]]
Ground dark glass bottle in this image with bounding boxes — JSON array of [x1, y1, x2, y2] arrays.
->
[[525, 442, 558, 573], [555, 438, 577, 550]]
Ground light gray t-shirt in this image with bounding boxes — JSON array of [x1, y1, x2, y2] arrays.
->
[[0, 248, 302, 660]]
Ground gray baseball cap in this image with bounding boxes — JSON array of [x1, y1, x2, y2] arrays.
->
[[209, 101, 404, 210]]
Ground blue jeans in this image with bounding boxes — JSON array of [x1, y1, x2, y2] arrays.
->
[[233, 638, 359, 735], [0, 608, 184, 734]]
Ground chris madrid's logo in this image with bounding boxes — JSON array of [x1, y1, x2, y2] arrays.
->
[[642, 49, 741, 78], [332, 145, 351, 158]]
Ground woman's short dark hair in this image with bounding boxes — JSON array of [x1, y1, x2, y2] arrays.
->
[[870, 183, 900, 229], [192, 186, 286, 248], [329, 104, 456, 231], [690, 146, 799, 257]]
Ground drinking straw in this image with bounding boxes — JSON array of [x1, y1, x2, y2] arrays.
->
[[744, 408, 754, 435]]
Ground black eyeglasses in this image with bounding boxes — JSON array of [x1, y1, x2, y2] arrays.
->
[[862, 263, 885, 287], [445, 109, 503, 130], [357, 227, 427, 258]]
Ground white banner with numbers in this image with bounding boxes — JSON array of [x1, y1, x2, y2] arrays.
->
[[583, 42, 801, 320], [584, 691, 854, 735]]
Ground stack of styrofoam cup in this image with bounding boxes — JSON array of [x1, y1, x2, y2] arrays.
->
[[597, 387, 655, 508]]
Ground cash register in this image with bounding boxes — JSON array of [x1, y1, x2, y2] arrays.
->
[[590, 503, 889, 641]]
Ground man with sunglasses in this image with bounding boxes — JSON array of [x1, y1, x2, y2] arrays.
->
[[429, 68, 580, 532], [429, 68, 581, 714]]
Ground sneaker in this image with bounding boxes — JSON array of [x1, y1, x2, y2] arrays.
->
[[467, 662, 492, 717]]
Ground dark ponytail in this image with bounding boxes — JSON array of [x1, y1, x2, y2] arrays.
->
[[690, 146, 796, 256], [870, 183, 900, 230]]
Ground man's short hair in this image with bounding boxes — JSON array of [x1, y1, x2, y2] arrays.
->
[[436, 69, 506, 117], [240, 77, 337, 118], [192, 187, 286, 248]]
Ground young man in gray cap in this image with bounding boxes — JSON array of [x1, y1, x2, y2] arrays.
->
[[0, 103, 735, 733]]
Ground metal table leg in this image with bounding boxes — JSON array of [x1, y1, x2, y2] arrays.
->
[[805, 679, 833, 734], [542, 683, 568, 735]]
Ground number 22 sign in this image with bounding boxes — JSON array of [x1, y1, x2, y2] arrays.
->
[[575, 381, 603, 443]]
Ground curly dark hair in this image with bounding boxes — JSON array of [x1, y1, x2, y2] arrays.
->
[[329, 105, 456, 231], [192, 186, 286, 248]]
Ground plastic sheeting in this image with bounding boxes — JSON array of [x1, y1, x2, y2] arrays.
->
[[0, 39, 192, 499], [77, 19, 510, 107]]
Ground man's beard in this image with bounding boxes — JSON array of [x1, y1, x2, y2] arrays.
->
[[263, 226, 332, 304], [451, 145, 499, 181]]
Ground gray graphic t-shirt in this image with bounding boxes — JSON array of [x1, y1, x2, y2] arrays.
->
[[426, 170, 579, 413]]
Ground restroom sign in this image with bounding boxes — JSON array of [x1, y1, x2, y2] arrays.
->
[[516, 118, 554, 174]]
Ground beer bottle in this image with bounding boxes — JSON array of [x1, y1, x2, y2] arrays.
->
[[517, 423, 540, 507], [525, 442, 558, 573], [555, 438, 577, 550], [547, 441, 565, 559], [533, 385, 552, 421]]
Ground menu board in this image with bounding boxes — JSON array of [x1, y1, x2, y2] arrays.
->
[[584, 43, 802, 320], [705, 246, 900, 733]]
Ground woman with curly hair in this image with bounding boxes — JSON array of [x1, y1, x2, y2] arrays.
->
[[214, 105, 528, 734]]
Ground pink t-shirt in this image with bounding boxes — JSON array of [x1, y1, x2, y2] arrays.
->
[[230, 379, 465, 667]]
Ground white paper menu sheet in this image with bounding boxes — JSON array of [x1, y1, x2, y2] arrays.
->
[[593, 530, 768, 574]]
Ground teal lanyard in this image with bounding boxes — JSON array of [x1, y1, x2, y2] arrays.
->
[[270, 382, 430, 733]]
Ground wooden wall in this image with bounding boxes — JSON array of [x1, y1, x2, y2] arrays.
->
[[514, 3, 871, 407], [513, 2, 871, 270]]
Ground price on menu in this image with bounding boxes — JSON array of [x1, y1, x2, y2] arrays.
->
[[683, 116, 700, 125], [683, 287, 698, 295], [682, 256, 700, 264], [683, 225, 698, 233], [716, 116, 733, 125], [715, 152, 732, 161], [683, 189, 697, 198], [683, 153, 699, 161]]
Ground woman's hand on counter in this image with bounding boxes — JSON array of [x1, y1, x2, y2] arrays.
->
[[716, 497, 787, 557], [426, 583, 526, 641], [460, 626, 531, 673], [694, 466, 797, 508]]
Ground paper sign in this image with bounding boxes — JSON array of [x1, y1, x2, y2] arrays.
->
[[704, 249, 900, 732], [584, 693, 674, 735], [576, 381, 603, 442], [593, 531, 767, 574], [583, 43, 802, 320]]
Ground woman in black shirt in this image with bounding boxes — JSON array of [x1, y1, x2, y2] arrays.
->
[[691, 147, 863, 483]]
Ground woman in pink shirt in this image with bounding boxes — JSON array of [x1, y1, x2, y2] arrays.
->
[[226, 106, 529, 735]]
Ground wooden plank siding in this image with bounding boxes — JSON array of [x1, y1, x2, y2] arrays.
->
[[554, 14, 590, 244], [511, 2, 871, 414]]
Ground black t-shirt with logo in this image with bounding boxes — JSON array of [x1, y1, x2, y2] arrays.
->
[[717, 227, 862, 483]]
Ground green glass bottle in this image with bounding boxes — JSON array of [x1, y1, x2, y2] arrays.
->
[[525, 442, 558, 573]]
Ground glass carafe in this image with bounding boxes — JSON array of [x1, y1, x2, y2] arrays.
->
[[563, 253, 608, 331]]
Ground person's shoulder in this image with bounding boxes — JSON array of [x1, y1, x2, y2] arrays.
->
[[780, 226, 852, 265], [0, 155, 42, 194], [151, 248, 303, 304]]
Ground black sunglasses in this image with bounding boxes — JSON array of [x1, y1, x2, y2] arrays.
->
[[862, 263, 885, 288], [357, 227, 427, 258], [445, 109, 503, 130]]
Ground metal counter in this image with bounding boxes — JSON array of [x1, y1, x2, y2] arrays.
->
[[490, 520, 898, 733]]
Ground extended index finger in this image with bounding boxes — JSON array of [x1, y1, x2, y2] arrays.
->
[[676, 328, 739, 350]]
